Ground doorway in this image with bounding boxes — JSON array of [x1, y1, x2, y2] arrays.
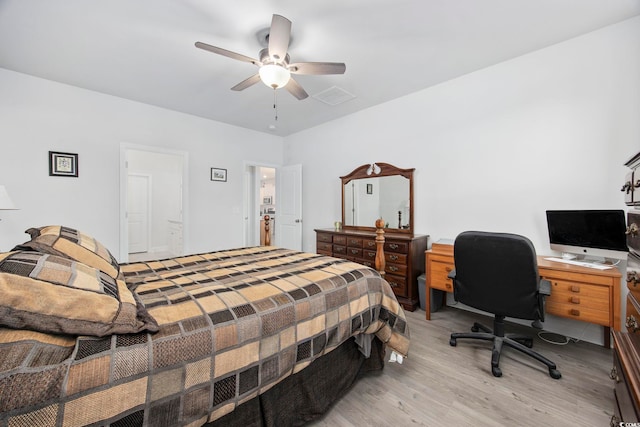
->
[[244, 164, 276, 247], [119, 144, 188, 263]]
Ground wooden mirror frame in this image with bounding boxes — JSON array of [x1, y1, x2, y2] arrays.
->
[[341, 162, 415, 234]]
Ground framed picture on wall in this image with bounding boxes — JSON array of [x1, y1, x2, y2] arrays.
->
[[49, 151, 78, 177], [211, 167, 227, 182]]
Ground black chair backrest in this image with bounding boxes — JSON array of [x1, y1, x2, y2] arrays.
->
[[453, 231, 541, 320]]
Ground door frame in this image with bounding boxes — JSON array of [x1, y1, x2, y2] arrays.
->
[[119, 143, 189, 263], [243, 161, 279, 247]]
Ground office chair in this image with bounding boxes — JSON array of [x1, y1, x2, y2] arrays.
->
[[448, 231, 561, 379]]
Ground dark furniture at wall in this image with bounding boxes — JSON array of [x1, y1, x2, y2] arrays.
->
[[315, 228, 427, 311], [611, 331, 640, 424], [448, 231, 561, 379]]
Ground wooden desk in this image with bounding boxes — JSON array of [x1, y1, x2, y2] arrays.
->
[[425, 244, 622, 348]]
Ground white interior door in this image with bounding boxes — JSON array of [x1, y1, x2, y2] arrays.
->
[[128, 174, 150, 254], [277, 164, 302, 250]]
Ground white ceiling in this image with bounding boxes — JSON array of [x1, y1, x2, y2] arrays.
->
[[1, 0, 639, 137]]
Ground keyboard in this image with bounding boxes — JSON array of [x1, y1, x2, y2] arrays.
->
[[544, 257, 612, 270]]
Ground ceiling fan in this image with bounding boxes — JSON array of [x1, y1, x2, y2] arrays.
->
[[195, 14, 346, 100]]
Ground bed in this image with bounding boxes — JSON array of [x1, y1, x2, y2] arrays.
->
[[0, 225, 409, 426]]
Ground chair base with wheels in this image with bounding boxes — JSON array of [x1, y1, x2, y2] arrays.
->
[[449, 314, 561, 379]]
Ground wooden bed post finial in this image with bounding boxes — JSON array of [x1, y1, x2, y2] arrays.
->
[[263, 215, 271, 246], [375, 218, 385, 276]]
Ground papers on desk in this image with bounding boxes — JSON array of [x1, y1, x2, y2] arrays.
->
[[544, 257, 613, 270]]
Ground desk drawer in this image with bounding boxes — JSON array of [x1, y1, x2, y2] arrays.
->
[[429, 260, 454, 292], [546, 280, 609, 311], [545, 301, 609, 326]]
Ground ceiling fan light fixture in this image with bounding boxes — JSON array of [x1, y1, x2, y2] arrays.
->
[[259, 64, 290, 89]]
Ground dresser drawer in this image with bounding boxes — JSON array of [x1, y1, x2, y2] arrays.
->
[[613, 337, 640, 422], [626, 293, 640, 334], [363, 249, 376, 261], [334, 235, 347, 246], [346, 247, 362, 257], [317, 233, 333, 243], [333, 245, 347, 256], [347, 237, 363, 247], [317, 241, 333, 253], [385, 252, 407, 264], [386, 273, 407, 297], [363, 239, 377, 250], [385, 263, 407, 277], [385, 241, 408, 254]]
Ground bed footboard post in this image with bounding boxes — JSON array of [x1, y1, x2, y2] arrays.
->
[[375, 218, 385, 276], [263, 215, 271, 246]]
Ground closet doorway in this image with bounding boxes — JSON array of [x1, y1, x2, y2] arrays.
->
[[119, 144, 188, 263], [244, 164, 276, 247]]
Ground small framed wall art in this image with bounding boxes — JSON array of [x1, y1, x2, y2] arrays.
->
[[211, 167, 227, 182], [49, 151, 78, 177]]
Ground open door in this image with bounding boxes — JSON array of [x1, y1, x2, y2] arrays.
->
[[277, 164, 302, 250], [127, 174, 150, 254]]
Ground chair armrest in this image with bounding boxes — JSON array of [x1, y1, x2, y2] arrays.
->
[[447, 269, 456, 280], [539, 278, 551, 296]]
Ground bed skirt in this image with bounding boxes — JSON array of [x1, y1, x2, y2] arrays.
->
[[207, 337, 385, 426]]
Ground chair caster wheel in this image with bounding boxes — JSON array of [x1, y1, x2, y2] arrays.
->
[[491, 366, 502, 377], [549, 369, 561, 379], [450, 338, 457, 346]]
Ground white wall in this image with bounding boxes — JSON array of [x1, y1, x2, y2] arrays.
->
[[284, 17, 640, 344], [0, 69, 283, 258]]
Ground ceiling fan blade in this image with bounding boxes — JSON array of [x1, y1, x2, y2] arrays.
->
[[289, 62, 346, 75], [231, 74, 262, 91], [285, 77, 309, 100], [267, 14, 291, 62], [195, 41, 260, 65]]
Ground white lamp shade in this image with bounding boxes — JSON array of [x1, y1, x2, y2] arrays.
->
[[259, 64, 291, 89], [0, 185, 17, 210]]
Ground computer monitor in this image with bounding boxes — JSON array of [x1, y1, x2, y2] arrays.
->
[[545, 209, 628, 260]]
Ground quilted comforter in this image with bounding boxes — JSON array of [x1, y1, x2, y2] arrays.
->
[[0, 246, 409, 426]]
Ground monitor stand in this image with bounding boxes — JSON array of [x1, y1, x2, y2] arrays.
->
[[561, 252, 577, 260]]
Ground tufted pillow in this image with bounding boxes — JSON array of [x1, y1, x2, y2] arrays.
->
[[0, 251, 158, 337], [15, 225, 120, 279]]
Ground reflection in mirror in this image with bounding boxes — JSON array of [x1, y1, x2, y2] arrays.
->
[[343, 176, 410, 229], [341, 162, 414, 234]]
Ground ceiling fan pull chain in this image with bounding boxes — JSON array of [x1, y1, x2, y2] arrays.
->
[[273, 88, 278, 121]]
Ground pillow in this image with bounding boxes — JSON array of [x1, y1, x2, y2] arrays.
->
[[0, 251, 158, 337], [15, 225, 120, 279]]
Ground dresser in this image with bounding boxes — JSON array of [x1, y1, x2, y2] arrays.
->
[[425, 242, 622, 347], [315, 228, 428, 311], [612, 331, 640, 424]]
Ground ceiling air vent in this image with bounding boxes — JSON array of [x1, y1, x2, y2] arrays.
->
[[312, 86, 356, 106]]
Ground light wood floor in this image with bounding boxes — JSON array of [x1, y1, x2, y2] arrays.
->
[[309, 306, 614, 426]]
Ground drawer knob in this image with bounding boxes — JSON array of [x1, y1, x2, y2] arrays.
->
[[626, 315, 639, 333], [390, 255, 398, 261], [610, 414, 621, 427], [636, 179, 640, 188], [570, 285, 580, 293], [570, 309, 580, 317], [610, 366, 620, 382], [389, 244, 399, 250], [570, 296, 580, 304], [389, 281, 398, 288], [446, 283, 452, 290], [622, 181, 632, 193], [627, 271, 640, 286], [445, 267, 452, 272], [626, 222, 639, 236], [389, 266, 398, 272], [351, 249, 358, 254]]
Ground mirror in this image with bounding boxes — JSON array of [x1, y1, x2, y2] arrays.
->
[[341, 162, 414, 234]]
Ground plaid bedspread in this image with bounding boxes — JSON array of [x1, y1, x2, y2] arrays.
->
[[0, 246, 410, 426]]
